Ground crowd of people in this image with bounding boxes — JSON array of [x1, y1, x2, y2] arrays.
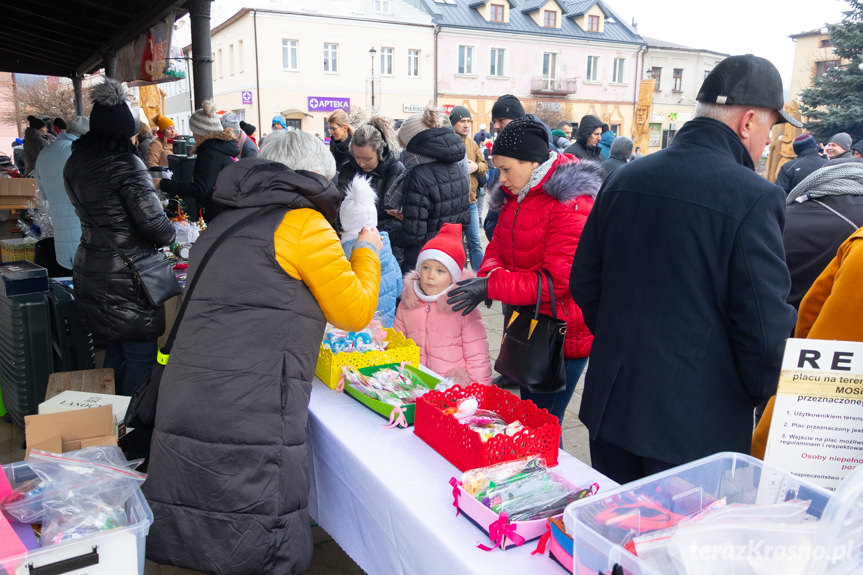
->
[[2, 50, 862, 573]]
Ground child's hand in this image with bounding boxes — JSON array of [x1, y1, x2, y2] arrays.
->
[[358, 226, 383, 252]]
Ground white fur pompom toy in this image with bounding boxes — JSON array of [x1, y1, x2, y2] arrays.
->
[[340, 175, 379, 239]]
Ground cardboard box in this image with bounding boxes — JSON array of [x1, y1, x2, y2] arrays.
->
[[39, 391, 129, 439], [0, 260, 49, 296], [24, 405, 117, 456], [0, 178, 37, 197]]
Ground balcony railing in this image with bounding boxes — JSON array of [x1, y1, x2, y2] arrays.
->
[[530, 76, 578, 95]]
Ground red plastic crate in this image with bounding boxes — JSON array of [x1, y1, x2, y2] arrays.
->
[[414, 384, 560, 471]]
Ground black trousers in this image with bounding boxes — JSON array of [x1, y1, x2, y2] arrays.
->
[[589, 437, 677, 484]]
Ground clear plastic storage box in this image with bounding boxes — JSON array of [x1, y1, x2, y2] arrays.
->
[[563, 452, 836, 575], [2, 461, 153, 575]]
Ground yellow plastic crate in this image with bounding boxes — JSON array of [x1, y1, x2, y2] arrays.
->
[[315, 328, 421, 389], [1, 237, 37, 263]]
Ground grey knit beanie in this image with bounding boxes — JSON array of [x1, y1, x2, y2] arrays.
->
[[220, 111, 241, 136], [188, 100, 224, 137], [67, 116, 90, 137], [828, 132, 852, 152], [609, 136, 633, 160], [449, 105, 471, 126]]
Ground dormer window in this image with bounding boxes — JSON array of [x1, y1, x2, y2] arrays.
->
[[588, 14, 600, 32], [491, 3, 504, 22], [543, 10, 557, 27]]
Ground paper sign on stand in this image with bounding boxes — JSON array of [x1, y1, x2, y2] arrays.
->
[[765, 338, 863, 491]]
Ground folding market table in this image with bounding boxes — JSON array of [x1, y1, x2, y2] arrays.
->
[[307, 379, 617, 575]]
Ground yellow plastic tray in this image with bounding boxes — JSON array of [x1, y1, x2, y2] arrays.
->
[[315, 328, 421, 389]]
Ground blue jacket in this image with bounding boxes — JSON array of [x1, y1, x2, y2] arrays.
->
[[35, 131, 80, 269], [597, 130, 615, 160], [342, 231, 401, 327], [571, 117, 796, 466]]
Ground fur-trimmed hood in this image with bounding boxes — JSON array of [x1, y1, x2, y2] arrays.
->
[[399, 269, 476, 313], [488, 155, 604, 211], [193, 129, 238, 154]]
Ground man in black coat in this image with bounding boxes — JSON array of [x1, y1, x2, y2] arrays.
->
[[570, 55, 798, 484], [775, 134, 827, 194], [564, 114, 603, 162], [784, 160, 863, 310]]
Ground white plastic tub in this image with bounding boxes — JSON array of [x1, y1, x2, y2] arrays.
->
[[563, 452, 833, 575], [2, 461, 152, 575]]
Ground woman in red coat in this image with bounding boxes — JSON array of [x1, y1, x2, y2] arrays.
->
[[449, 116, 604, 426]]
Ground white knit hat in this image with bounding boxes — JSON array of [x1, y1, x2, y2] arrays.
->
[[188, 100, 224, 137], [340, 175, 378, 237]]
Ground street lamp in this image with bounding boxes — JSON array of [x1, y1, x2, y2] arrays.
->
[[369, 47, 377, 110]]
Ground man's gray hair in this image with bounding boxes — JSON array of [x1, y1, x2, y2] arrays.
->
[[260, 129, 336, 179], [694, 102, 773, 126]]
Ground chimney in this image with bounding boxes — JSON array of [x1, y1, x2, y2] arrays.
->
[[632, 18, 638, 30]]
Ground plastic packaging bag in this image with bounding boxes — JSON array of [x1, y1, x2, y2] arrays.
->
[[2, 477, 46, 523], [26, 447, 146, 546], [462, 456, 597, 521], [323, 320, 389, 354]]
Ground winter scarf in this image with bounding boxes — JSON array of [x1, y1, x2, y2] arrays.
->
[[787, 162, 863, 204], [517, 151, 558, 203]]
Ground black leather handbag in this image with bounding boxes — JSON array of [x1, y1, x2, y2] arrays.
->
[[63, 175, 181, 308], [493, 270, 567, 394], [127, 251, 182, 308], [125, 205, 279, 429]]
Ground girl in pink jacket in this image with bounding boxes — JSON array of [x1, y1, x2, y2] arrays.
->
[[394, 223, 493, 386]]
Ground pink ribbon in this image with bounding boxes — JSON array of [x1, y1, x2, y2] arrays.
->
[[532, 521, 552, 556], [336, 366, 348, 392], [383, 405, 408, 429], [478, 513, 525, 551], [449, 477, 461, 516]]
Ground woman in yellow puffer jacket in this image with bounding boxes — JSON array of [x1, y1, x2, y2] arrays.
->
[[144, 129, 381, 575]]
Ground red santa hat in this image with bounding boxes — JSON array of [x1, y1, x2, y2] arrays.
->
[[416, 223, 465, 282]]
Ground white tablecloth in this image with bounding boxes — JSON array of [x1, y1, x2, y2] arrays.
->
[[307, 379, 617, 575]]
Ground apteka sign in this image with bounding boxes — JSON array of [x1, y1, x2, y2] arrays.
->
[[307, 96, 350, 113]]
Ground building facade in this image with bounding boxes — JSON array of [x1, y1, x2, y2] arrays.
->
[[640, 37, 727, 151], [789, 28, 840, 105], [191, 0, 435, 140], [417, 0, 644, 136]]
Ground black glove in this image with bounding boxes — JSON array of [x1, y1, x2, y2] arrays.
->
[[447, 277, 489, 316]]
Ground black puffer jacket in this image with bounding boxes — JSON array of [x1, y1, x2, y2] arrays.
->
[[565, 115, 603, 162], [64, 132, 175, 341], [330, 133, 352, 170], [144, 159, 344, 574], [338, 150, 405, 234], [160, 132, 239, 221], [775, 148, 827, 194], [784, 188, 863, 309], [391, 127, 470, 270]]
